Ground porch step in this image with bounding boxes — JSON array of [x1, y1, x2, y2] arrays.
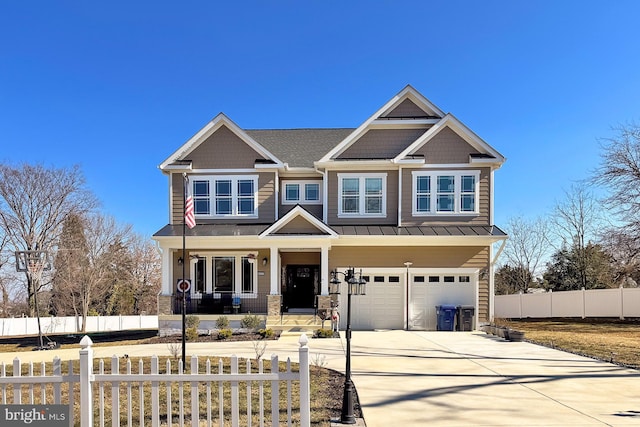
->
[[267, 314, 327, 334]]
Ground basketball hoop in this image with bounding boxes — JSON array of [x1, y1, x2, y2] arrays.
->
[[15, 250, 55, 350]]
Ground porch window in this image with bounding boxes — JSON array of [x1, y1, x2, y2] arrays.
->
[[338, 173, 387, 217], [189, 253, 257, 297], [214, 257, 234, 293], [194, 257, 206, 293], [412, 171, 480, 216]]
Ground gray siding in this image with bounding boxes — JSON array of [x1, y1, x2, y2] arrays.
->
[[338, 129, 427, 160], [189, 125, 266, 169], [382, 99, 429, 118], [414, 126, 480, 163], [327, 170, 398, 226]]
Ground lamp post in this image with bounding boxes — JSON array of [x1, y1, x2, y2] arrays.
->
[[330, 267, 366, 424]]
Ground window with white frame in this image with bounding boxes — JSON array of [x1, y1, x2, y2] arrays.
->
[[412, 171, 479, 215], [338, 173, 386, 217], [282, 181, 322, 205], [190, 253, 257, 297], [192, 176, 258, 217]]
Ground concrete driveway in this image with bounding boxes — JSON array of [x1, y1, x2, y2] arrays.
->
[[2, 330, 640, 426]]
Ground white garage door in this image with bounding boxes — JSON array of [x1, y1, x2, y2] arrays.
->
[[409, 273, 476, 331], [338, 271, 404, 330]]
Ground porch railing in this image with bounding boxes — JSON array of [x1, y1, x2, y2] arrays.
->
[[173, 292, 267, 315], [0, 335, 311, 427]]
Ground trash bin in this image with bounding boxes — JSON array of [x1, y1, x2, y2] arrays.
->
[[457, 305, 475, 331], [436, 305, 457, 331]]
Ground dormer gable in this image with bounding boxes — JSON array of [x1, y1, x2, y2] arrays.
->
[[159, 113, 284, 172], [259, 205, 337, 238], [395, 114, 505, 167], [318, 85, 445, 164]]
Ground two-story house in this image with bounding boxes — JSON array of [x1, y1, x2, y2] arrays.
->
[[153, 85, 507, 330]]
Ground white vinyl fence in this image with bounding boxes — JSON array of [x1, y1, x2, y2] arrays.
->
[[495, 287, 640, 319], [0, 315, 158, 337], [0, 335, 311, 427]]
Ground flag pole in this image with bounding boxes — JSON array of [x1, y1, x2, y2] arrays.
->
[[182, 172, 188, 367]]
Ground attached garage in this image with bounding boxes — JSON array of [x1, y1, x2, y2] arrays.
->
[[337, 268, 478, 331], [408, 269, 477, 330], [337, 269, 405, 330]]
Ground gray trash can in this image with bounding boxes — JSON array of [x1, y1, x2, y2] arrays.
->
[[436, 305, 457, 331], [456, 305, 475, 331]]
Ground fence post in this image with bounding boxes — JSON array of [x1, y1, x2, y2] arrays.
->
[[581, 287, 586, 318], [79, 335, 94, 427], [298, 334, 310, 427], [620, 285, 625, 320]]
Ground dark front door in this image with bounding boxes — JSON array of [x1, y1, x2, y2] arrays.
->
[[284, 265, 318, 310]]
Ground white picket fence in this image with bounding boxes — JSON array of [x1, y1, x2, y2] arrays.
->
[[495, 286, 640, 319], [0, 335, 311, 427], [0, 315, 158, 337]]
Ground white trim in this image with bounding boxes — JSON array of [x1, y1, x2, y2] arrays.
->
[[319, 85, 444, 163], [411, 170, 481, 216], [370, 119, 440, 128], [398, 166, 403, 226], [394, 114, 506, 164], [159, 113, 284, 171], [190, 174, 259, 218], [187, 168, 260, 174], [337, 173, 387, 218], [490, 169, 495, 225], [281, 180, 323, 205], [259, 205, 338, 238]]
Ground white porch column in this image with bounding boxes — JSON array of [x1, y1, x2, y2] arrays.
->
[[321, 246, 329, 295], [161, 247, 172, 295], [270, 246, 279, 294]]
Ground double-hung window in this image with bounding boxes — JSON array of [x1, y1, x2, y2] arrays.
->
[[412, 171, 479, 215], [338, 173, 386, 217], [282, 181, 322, 204], [191, 175, 258, 217]]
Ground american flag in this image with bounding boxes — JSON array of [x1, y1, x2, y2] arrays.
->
[[185, 196, 196, 229]]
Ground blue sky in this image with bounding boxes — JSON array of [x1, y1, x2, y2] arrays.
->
[[1, 1, 639, 237]]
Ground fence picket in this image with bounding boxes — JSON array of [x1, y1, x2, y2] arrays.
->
[[191, 355, 199, 427], [0, 334, 312, 427]]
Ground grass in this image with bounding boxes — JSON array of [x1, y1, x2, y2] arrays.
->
[[498, 318, 640, 369], [0, 331, 360, 426]]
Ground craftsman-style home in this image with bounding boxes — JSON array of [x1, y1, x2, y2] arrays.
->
[[153, 85, 506, 330]]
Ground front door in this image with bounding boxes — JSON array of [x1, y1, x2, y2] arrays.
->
[[284, 265, 318, 310]]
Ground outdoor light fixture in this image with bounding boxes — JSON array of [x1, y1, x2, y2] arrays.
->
[[262, 257, 268, 266], [329, 267, 367, 424]]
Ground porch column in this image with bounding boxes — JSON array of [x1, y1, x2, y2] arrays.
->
[[161, 247, 172, 295], [270, 246, 279, 294], [321, 246, 329, 295]]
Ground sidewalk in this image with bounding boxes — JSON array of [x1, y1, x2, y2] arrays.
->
[[2, 331, 640, 426]]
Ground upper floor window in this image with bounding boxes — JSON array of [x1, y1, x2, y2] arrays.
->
[[338, 173, 387, 217], [412, 171, 479, 216], [282, 181, 322, 205], [192, 175, 258, 217]]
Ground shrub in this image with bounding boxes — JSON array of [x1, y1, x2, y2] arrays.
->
[[258, 328, 275, 339], [217, 328, 233, 340], [186, 327, 199, 341], [241, 314, 262, 331], [185, 315, 200, 329], [216, 315, 229, 329], [314, 328, 334, 338]]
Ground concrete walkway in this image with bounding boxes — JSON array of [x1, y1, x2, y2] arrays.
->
[[2, 331, 640, 426]]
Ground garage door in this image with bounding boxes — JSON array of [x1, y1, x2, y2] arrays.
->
[[409, 273, 476, 331], [338, 272, 404, 330]]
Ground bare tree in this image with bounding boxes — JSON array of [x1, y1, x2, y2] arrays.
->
[[127, 233, 161, 314], [501, 216, 550, 293], [593, 123, 640, 233], [0, 163, 97, 315], [551, 183, 604, 290]]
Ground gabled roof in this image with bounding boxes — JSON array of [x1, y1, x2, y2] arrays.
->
[[319, 85, 445, 162], [247, 128, 353, 168], [395, 113, 506, 163], [159, 113, 284, 171], [259, 205, 337, 238]]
